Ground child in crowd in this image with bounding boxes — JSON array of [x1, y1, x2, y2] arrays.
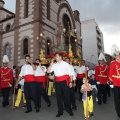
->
[[14, 77, 26, 108], [81, 77, 94, 119], [47, 72, 55, 96], [89, 74, 98, 102]]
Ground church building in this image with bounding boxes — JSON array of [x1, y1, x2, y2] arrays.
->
[[0, 0, 82, 67]]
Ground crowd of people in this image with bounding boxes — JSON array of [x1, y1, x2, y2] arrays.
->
[[0, 45, 120, 119]]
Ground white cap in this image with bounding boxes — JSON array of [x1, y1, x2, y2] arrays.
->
[[111, 44, 120, 57], [2, 55, 9, 63], [98, 52, 107, 62]]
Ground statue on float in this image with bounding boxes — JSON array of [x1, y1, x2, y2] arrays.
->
[[55, 21, 64, 51]]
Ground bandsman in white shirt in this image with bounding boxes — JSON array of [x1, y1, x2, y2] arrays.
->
[[35, 59, 51, 109], [65, 58, 77, 110], [74, 60, 88, 101], [15, 55, 38, 113], [47, 53, 74, 117]]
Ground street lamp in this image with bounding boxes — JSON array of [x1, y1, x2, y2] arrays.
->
[[47, 36, 57, 50], [36, 32, 43, 43]]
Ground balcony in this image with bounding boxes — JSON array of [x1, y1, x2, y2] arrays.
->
[[97, 41, 102, 49], [96, 26, 101, 35]]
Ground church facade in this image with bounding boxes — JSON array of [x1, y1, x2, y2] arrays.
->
[[0, 0, 82, 67]]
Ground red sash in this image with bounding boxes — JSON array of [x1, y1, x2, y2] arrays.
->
[[77, 73, 85, 78], [55, 75, 70, 86], [24, 75, 35, 82], [35, 76, 46, 88]]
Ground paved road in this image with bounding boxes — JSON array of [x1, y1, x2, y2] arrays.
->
[[0, 92, 120, 120]]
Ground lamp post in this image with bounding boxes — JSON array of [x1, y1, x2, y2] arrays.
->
[[47, 36, 57, 50], [63, 22, 77, 45], [36, 32, 43, 43], [36, 32, 44, 57]]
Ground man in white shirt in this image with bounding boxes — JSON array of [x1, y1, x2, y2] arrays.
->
[[47, 53, 74, 117], [35, 59, 51, 109], [15, 55, 38, 113], [74, 60, 88, 101], [65, 58, 77, 110]]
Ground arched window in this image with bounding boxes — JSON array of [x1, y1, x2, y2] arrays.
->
[[6, 24, 10, 32], [47, 39, 50, 55], [23, 39, 28, 55], [5, 44, 10, 58], [47, 0, 50, 20], [63, 14, 71, 31], [24, 0, 29, 18]]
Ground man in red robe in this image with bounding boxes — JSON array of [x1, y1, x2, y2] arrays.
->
[[109, 45, 120, 117], [95, 53, 109, 105], [0, 55, 13, 107]]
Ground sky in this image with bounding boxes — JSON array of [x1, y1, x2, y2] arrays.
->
[[3, 0, 120, 55]]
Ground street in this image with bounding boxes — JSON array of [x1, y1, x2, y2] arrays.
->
[[0, 92, 119, 120]]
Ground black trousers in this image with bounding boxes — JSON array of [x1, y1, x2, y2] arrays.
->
[[98, 84, 107, 104], [42, 87, 51, 105], [107, 84, 111, 97], [36, 82, 51, 108], [114, 86, 120, 117], [55, 80, 72, 114], [74, 79, 78, 92], [2, 87, 10, 106], [24, 82, 37, 110], [77, 78, 83, 100], [69, 87, 77, 109]]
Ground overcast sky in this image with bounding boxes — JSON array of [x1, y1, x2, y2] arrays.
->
[[3, 0, 120, 54]]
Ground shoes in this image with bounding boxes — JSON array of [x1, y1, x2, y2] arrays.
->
[[13, 106, 18, 109], [25, 109, 32, 113], [47, 103, 51, 107], [22, 104, 26, 108], [89, 112, 94, 117], [69, 112, 74, 116], [103, 102, 107, 104], [2, 103, 9, 108], [96, 98, 98, 102], [84, 117, 86, 119], [56, 113, 63, 117], [36, 108, 40, 112]]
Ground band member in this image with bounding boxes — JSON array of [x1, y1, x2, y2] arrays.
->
[[65, 58, 77, 110], [95, 53, 109, 105], [15, 55, 38, 113], [0, 55, 13, 107], [109, 45, 120, 117], [47, 53, 74, 117], [74, 60, 88, 101], [35, 59, 51, 109]]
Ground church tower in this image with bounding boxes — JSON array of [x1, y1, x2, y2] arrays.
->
[[14, 0, 42, 65], [0, 0, 5, 8]]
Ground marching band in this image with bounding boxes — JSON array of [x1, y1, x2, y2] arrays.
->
[[0, 44, 120, 119]]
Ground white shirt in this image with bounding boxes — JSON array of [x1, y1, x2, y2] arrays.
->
[[88, 69, 95, 77], [13, 69, 16, 78], [35, 66, 46, 76], [69, 64, 76, 80], [50, 61, 72, 76], [19, 64, 35, 77], [74, 65, 87, 74]]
